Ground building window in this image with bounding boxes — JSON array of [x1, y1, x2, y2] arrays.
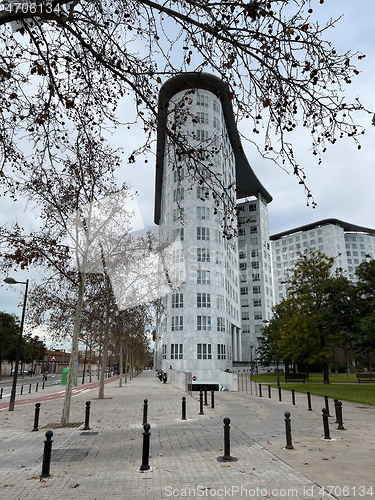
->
[[197, 227, 210, 241], [173, 169, 185, 182], [171, 316, 183, 331], [254, 312, 263, 320], [197, 94, 209, 107], [253, 298, 262, 307], [239, 262, 247, 271], [173, 228, 184, 241], [241, 299, 249, 308], [197, 293, 211, 308], [251, 261, 259, 269], [197, 186, 209, 200], [197, 343, 212, 360], [252, 274, 260, 281], [217, 317, 225, 332], [171, 343, 183, 360], [239, 251, 246, 259], [172, 293, 183, 309], [173, 188, 184, 202], [197, 316, 211, 331], [197, 207, 210, 220], [240, 273, 247, 282], [216, 295, 225, 309], [253, 286, 261, 294], [217, 344, 226, 360], [197, 248, 210, 262], [242, 312, 250, 321], [197, 112, 209, 124], [172, 249, 184, 263], [249, 203, 257, 212], [240, 286, 248, 295], [173, 208, 184, 222], [197, 270, 211, 285], [162, 345, 167, 359]]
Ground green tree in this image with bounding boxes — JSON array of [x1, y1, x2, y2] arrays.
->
[[259, 250, 350, 383], [352, 259, 375, 370], [0, 311, 19, 378]]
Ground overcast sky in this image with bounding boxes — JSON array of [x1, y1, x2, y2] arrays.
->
[[1, 0, 374, 331]]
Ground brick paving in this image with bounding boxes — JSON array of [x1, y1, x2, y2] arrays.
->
[[0, 370, 373, 499]]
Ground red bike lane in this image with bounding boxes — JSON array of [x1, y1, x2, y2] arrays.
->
[[0, 376, 120, 410]]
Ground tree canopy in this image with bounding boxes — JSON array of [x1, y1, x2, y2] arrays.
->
[[258, 250, 363, 383], [1, 0, 371, 222]]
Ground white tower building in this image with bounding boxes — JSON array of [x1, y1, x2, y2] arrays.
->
[[154, 73, 272, 388]]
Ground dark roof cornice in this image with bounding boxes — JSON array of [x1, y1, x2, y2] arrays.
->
[[270, 218, 375, 240], [154, 72, 272, 225]]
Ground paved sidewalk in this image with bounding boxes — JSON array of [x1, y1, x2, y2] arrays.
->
[[0, 371, 373, 500]]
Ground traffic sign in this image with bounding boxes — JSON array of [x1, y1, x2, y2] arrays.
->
[[50, 356, 56, 362], [192, 376, 197, 381]]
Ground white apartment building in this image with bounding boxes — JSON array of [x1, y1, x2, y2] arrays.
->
[[154, 73, 272, 386], [271, 219, 375, 303], [237, 197, 274, 360]]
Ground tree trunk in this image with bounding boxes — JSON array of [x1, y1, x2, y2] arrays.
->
[[88, 343, 92, 383], [119, 346, 123, 388], [346, 354, 351, 379], [319, 326, 330, 384], [125, 350, 128, 383], [61, 271, 85, 425], [98, 279, 111, 399]]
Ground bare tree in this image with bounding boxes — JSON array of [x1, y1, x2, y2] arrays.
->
[[0, 0, 371, 229], [0, 134, 135, 423]]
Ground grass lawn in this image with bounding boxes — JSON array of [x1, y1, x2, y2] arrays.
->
[[255, 372, 359, 384], [253, 373, 375, 406]]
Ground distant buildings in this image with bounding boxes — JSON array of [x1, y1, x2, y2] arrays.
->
[[270, 219, 375, 303]]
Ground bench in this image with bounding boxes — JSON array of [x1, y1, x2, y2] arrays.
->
[[356, 373, 375, 383], [285, 373, 306, 383]]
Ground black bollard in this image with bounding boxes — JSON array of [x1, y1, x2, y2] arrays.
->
[[204, 387, 208, 406], [29, 383, 31, 394], [268, 385, 271, 398], [20, 385, 23, 395], [334, 398, 339, 423], [83, 401, 91, 430], [322, 408, 331, 439], [143, 399, 148, 426], [211, 390, 215, 409], [291, 389, 296, 406], [181, 396, 187, 420], [40, 430, 53, 478], [337, 401, 345, 430], [140, 423, 151, 471], [324, 395, 331, 416], [307, 391, 312, 411], [32, 402, 41, 431], [42, 379, 45, 390], [36, 382, 38, 392], [0, 387, 2, 399], [259, 383, 262, 397], [223, 417, 231, 460], [278, 385, 282, 402], [199, 389, 204, 415], [284, 411, 294, 449]]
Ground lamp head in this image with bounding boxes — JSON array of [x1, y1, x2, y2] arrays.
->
[[4, 277, 18, 285]]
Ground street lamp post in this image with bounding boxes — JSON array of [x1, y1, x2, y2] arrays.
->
[[4, 277, 29, 411]]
